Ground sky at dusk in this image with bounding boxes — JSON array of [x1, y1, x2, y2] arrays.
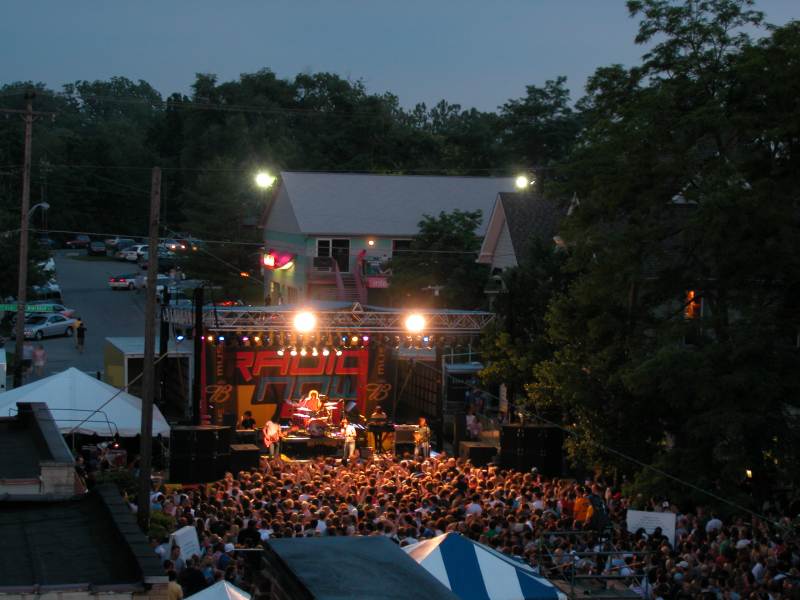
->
[[1, 1, 797, 112]]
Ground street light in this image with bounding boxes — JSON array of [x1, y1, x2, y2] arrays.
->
[[27, 201, 50, 219], [515, 175, 536, 190], [255, 171, 276, 189]]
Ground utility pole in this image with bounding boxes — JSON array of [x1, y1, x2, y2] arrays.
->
[[1, 94, 55, 388], [137, 167, 161, 531]]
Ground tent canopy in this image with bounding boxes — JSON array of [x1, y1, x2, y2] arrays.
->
[[404, 532, 565, 600], [0, 367, 170, 437], [186, 580, 250, 600]]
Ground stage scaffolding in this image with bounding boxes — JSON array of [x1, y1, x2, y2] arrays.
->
[[163, 303, 494, 334]]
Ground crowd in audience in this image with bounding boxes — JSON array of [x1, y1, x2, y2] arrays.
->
[[141, 453, 800, 600]]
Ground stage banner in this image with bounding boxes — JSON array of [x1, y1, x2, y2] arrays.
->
[[204, 347, 369, 425]]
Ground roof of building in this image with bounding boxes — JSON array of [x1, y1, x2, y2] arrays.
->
[[105, 336, 193, 357], [478, 192, 567, 266], [0, 402, 74, 481], [0, 485, 164, 590], [264, 172, 517, 236], [265, 536, 459, 600]]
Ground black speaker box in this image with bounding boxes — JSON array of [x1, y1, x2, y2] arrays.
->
[[171, 425, 232, 457], [229, 444, 261, 473], [500, 424, 564, 476], [170, 454, 229, 483]]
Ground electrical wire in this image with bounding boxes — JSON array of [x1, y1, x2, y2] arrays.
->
[[410, 357, 785, 529]]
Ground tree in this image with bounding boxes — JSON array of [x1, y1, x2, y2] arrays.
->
[[527, 0, 800, 502], [389, 210, 488, 309]]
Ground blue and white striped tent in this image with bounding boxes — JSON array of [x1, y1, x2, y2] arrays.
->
[[403, 533, 566, 600]]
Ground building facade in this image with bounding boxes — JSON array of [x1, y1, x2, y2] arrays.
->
[[260, 172, 516, 304]]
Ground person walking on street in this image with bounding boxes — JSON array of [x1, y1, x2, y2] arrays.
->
[[32, 344, 47, 378], [22, 341, 34, 378], [76, 321, 87, 353]]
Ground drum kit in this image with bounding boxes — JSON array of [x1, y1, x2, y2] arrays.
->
[[293, 395, 342, 437]]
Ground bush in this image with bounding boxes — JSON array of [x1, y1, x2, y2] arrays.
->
[[94, 469, 138, 498]]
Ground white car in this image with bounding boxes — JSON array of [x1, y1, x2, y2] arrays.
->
[[121, 244, 148, 261]]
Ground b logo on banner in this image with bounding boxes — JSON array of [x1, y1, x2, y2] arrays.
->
[[366, 383, 392, 403], [206, 384, 233, 407]]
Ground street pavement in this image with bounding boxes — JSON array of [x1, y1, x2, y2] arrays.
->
[[33, 251, 150, 379]]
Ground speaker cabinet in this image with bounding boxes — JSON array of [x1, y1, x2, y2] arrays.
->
[[500, 425, 564, 476], [459, 441, 497, 467], [229, 444, 261, 473], [170, 454, 229, 483], [170, 425, 232, 483]]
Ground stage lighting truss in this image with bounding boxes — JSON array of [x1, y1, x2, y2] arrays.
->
[[163, 303, 493, 335]]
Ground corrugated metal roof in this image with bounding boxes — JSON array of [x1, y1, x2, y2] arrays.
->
[[274, 172, 518, 236]]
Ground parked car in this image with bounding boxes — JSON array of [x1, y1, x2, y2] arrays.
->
[[65, 234, 91, 249], [105, 237, 136, 252], [36, 237, 58, 249], [12, 314, 76, 340], [108, 273, 140, 290], [120, 244, 148, 261], [88, 241, 107, 256], [138, 249, 178, 270], [162, 238, 186, 252]]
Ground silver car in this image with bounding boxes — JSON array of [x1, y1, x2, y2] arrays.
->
[[20, 314, 77, 340]]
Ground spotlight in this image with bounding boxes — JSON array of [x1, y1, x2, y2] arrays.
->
[[176, 334, 185, 342], [254, 336, 261, 343], [293, 311, 317, 333], [423, 336, 430, 344], [312, 347, 319, 356], [322, 348, 330, 356], [405, 313, 425, 334], [335, 349, 343, 356], [362, 335, 369, 342], [218, 335, 225, 342], [277, 348, 285, 356], [351, 335, 359, 344], [290, 348, 298, 357], [207, 335, 214, 342], [300, 347, 307, 356], [242, 336, 250, 342]]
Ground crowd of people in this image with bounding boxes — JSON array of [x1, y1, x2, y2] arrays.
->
[[140, 452, 800, 600]]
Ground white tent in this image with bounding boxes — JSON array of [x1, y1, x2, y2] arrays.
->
[[186, 581, 250, 600], [0, 367, 170, 437]]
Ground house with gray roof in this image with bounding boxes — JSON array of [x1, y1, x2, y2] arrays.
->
[[476, 191, 567, 273], [260, 172, 516, 304]]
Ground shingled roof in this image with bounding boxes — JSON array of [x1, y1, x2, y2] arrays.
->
[[477, 192, 567, 268]]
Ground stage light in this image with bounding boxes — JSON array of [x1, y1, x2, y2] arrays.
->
[[207, 335, 214, 342], [362, 335, 369, 342], [176, 334, 185, 342], [405, 313, 425, 334], [253, 336, 261, 343], [293, 311, 317, 333], [335, 349, 343, 356], [367, 239, 375, 246], [277, 348, 285, 356], [242, 335, 250, 342], [290, 348, 298, 357], [300, 347, 307, 356], [423, 335, 430, 344], [322, 348, 330, 356], [218, 335, 225, 342], [351, 335, 359, 344], [312, 347, 319, 356]]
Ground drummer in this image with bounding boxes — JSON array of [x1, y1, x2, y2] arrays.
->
[[298, 389, 323, 413]]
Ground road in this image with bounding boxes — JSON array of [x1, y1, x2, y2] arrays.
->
[[36, 251, 149, 378]]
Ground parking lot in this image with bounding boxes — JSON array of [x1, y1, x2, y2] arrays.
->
[[22, 251, 153, 379]]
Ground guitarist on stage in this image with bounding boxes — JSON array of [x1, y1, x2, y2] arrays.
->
[[262, 419, 283, 457]]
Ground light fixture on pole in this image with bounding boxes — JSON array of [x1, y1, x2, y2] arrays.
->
[[515, 174, 535, 190], [404, 313, 426, 334], [255, 171, 276, 189], [293, 310, 317, 333]]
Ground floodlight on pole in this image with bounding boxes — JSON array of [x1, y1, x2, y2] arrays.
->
[[404, 313, 426, 334], [515, 175, 530, 190], [255, 171, 276, 189], [293, 310, 317, 333]]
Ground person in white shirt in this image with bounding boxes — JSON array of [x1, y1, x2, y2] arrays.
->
[[341, 418, 357, 465], [465, 494, 483, 516]]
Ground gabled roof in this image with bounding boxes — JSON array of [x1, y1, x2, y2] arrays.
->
[[478, 192, 566, 266], [263, 172, 517, 237]]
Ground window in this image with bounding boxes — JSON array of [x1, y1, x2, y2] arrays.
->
[[316, 238, 350, 272]]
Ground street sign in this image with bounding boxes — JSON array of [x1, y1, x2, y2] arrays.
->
[[0, 303, 57, 312]]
